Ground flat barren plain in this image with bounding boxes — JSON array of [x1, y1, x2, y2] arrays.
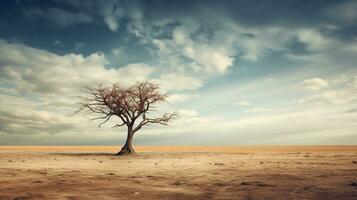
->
[[0, 146, 356, 200]]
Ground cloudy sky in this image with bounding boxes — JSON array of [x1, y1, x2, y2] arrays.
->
[[0, 0, 357, 145]]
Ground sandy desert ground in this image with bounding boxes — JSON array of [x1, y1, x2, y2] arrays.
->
[[0, 146, 356, 200]]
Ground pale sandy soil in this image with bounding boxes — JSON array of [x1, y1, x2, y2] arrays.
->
[[0, 146, 356, 200]]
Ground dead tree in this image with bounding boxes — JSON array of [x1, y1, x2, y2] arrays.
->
[[76, 81, 176, 155]]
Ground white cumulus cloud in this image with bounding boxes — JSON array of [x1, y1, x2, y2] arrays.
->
[[234, 101, 252, 106], [0, 40, 153, 95], [301, 78, 329, 92]]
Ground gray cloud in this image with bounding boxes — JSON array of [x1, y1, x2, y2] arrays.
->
[[325, 1, 357, 23], [0, 109, 75, 135], [0, 96, 75, 135]]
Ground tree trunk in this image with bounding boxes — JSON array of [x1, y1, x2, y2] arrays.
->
[[116, 128, 135, 155]]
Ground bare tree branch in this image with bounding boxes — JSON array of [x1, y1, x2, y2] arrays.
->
[[75, 81, 177, 132]]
